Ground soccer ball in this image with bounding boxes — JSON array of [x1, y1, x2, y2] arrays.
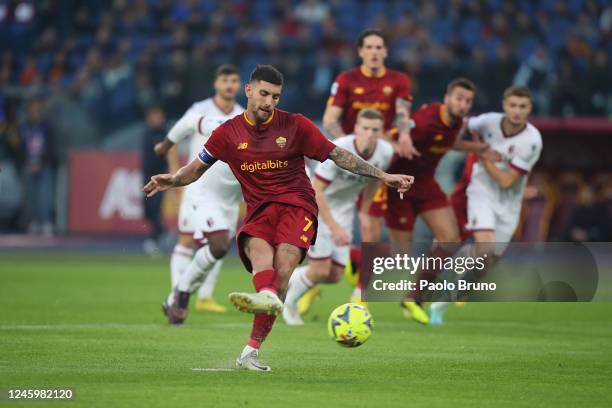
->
[[327, 303, 373, 347]]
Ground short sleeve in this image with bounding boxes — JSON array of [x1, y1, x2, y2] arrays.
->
[[327, 73, 350, 108], [296, 115, 336, 162], [167, 110, 200, 144], [396, 73, 413, 102], [202, 127, 228, 163], [313, 159, 338, 185], [510, 133, 542, 175], [467, 113, 491, 135]]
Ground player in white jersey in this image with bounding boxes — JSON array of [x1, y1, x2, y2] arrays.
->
[[153, 65, 244, 321], [429, 85, 543, 324], [283, 109, 394, 325], [464, 85, 542, 248]]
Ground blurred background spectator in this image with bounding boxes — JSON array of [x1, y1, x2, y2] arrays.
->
[[141, 104, 168, 254], [20, 97, 56, 235]]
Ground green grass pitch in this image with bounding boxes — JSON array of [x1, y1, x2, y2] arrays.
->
[[1, 252, 611, 407]]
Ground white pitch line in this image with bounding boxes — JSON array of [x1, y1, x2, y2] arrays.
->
[[191, 368, 236, 372], [0, 322, 251, 330]]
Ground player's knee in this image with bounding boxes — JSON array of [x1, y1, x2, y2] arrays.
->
[[311, 265, 331, 281], [326, 267, 344, 283], [275, 264, 294, 282], [208, 240, 230, 259]]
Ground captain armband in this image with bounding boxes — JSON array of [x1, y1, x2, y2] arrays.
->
[[198, 147, 218, 166]]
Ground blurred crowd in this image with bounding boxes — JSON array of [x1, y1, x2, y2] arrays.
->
[[1, 0, 611, 238], [519, 171, 611, 242], [1, 0, 612, 131]]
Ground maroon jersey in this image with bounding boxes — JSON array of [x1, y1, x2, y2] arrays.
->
[[202, 109, 336, 221], [388, 103, 462, 180], [327, 66, 412, 134]]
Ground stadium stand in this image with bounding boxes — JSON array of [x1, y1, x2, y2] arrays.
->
[[0, 0, 611, 240]]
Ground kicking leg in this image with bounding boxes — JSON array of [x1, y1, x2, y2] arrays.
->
[[229, 236, 281, 315]]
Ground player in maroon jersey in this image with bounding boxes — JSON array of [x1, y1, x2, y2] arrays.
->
[[143, 65, 414, 371], [381, 79, 488, 324], [323, 29, 413, 141], [321, 29, 416, 304]]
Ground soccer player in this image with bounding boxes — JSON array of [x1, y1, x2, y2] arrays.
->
[[321, 28, 414, 305], [155, 64, 244, 315], [380, 79, 486, 324], [282, 109, 394, 326], [429, 85, 542, 324], [144, 65, 414, 371]]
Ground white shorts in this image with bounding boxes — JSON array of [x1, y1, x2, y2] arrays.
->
[[465, 186, 520, 254], [307, 222, 350, 267], [177, 192, 239, 239]]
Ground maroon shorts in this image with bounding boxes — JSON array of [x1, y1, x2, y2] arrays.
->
[[384, 178, 450, 231], [237, 202, 317, 272], [356, 183, 388, 217]]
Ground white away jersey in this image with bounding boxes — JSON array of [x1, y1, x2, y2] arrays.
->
[[167, 98, 244, 205], [467, 112, 542, 209], [168, 98, 244, 160], [314, 135, 394, 230]]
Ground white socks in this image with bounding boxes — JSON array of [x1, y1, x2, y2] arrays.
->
[[170, 244, 194, 288], [177, 245, 218, 293], [285, 265, 314, 308], [197, 260, 223, 299]]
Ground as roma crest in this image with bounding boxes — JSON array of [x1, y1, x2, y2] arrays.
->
[[382, 85, 393, 95], [276, 136, 287, 148]]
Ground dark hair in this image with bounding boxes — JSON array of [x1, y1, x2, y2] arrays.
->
[[357, 29, 387, 48], [446, 78, 477, 94], [249, 64, 283, 86], [357, 108, 384, 122], [503, 85, 532, 100], [215, 64, 239, 79]]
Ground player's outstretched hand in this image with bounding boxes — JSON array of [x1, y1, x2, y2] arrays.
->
[[143, 174, 174, 198], [397, 132, 421, 159], [382, 173, 414, 198]]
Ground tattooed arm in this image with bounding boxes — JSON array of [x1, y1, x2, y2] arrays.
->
[[328, 146, 414, 192], [395, 97, 420, 159]]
